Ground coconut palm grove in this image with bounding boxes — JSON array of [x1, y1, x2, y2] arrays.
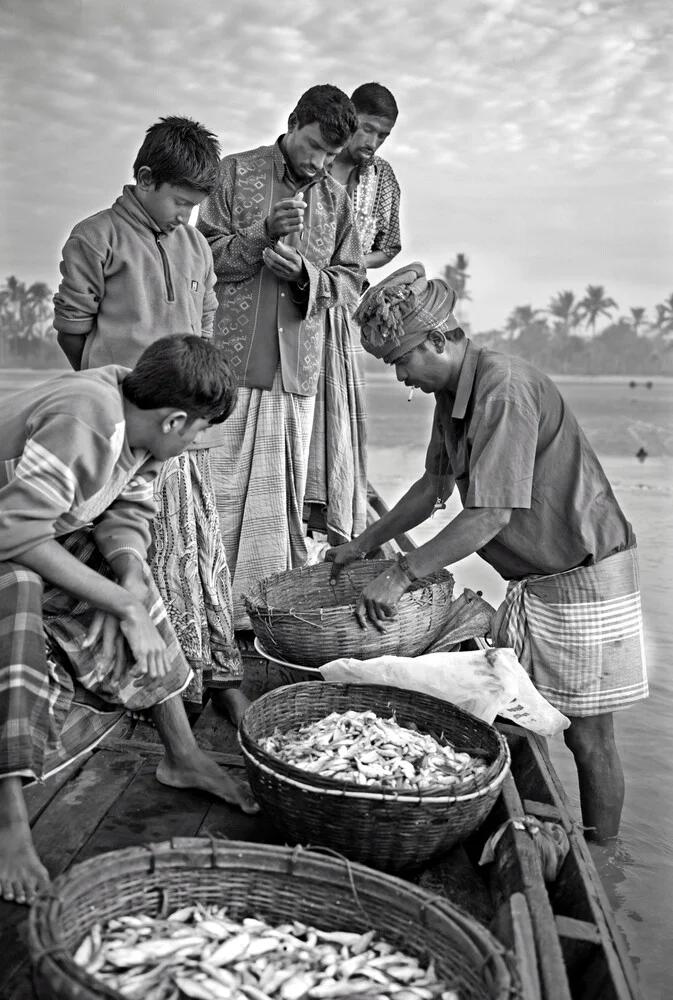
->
[[2, 265, 673, 374]]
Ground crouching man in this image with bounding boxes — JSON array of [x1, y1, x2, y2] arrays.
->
[[0, 334, 259, 906]]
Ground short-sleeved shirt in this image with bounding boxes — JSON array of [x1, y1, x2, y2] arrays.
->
[[424, 341, 635, 580]]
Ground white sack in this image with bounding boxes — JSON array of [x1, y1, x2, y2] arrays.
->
[[319, 647, 569, 737]]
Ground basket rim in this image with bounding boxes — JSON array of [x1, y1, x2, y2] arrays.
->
[[28, 839, 514, 1000], [243, 560, 454, 615], [238, 682, 511, 803], [240, 737, 510, 804]]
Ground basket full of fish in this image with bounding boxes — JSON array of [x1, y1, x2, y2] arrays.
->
[[238, 683, 510, 872], [28, 838, 514, 1000], [242, 560, 455, 668]]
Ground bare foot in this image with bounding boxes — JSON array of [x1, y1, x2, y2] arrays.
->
[[155, 753, 260, 814], [0, 820, 50, 905], [210, 687, 251, 727]]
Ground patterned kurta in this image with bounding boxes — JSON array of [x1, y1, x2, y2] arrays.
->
[[196, 140, 365, 398], [348, 155, 401, 257]]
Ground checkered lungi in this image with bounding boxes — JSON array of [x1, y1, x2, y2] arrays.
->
[[0, 530, 191, 783], [304, 305, 368, 544], [492, 546, 648, 717], [208, 367, 315, 628]]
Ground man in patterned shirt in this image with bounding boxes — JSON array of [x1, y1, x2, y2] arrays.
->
[[0, 336, 258, 906], [306, 82, 402, 547], [197, 84, 365, 627]]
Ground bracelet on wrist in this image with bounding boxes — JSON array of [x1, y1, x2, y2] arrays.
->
[[396, 554, 419, 584]]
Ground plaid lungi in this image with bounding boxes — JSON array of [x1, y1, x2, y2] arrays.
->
[[149, 450, 243, 710], [208, 367, 315, 629], [492, 546, 648, 717], [305, 305, 368, 544], [0, 530, 191, 782]]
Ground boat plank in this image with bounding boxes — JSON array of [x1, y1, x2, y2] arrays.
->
[[520, 734, 642, 1000], [485, 771, 573, 1000], [492, 892, 542, 1000], [76, 755, 214, 860], [23, 755, 92, 824], [0, 748, 145, 993]]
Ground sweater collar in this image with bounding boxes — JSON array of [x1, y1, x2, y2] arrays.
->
[[112, 185, 163, 235]]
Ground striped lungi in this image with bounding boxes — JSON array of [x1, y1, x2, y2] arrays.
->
[[208, 368, 315, 628], [305, 305, 368, 544], [0, 530, 191, 783], [492, 546, 648, 717], [149, 449, 242, 710]]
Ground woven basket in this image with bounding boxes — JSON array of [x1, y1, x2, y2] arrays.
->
[[243, 560, 455, 667], [239, 682, 510, 872], [29, 838, 514, 1000]]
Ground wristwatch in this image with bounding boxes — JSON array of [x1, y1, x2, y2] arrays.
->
[[396, 554, 419, 584]]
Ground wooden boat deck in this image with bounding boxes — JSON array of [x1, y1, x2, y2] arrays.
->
[[1, 649, 642, 1000]]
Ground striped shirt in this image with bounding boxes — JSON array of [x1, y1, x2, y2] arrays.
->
[[0, 366, 161, 564]]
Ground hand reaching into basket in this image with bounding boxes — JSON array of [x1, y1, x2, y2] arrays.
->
[[325, 540, 367, 584], [354, 563, 410, 631]]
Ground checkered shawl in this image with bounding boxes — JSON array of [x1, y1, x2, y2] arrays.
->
[[0, 529, 191, 782], [492, 547, 648, 717], [208, 367, 315, 629], [305, 305, 368, 543]]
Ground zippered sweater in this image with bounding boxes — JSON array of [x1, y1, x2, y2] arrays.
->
[[53, 185, 217, 368]]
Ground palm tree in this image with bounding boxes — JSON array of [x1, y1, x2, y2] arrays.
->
[[577, 284, 618, 336], [442, 253, 471, 323], [504, 304, 542, 340], [547, 290, 580, 337], [0, 276, 28, 362], [653, 294, 673, 336], [629, 307, 647, 336], [25, 281, 54, 339]]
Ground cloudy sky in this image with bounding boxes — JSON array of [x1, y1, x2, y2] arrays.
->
[[1, 0, 671, 329]]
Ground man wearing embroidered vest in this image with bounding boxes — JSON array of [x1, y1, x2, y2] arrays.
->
[[196, 84, 365, 627], [327, 262, 648, 843]]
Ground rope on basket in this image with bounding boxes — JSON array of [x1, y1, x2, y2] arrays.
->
[[288, 844, 374, 929]]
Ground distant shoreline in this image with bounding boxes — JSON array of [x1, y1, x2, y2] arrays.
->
[[2, 367, 673, 387]]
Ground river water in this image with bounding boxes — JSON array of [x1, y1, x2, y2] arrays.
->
[[366, 372, 673, 1000]]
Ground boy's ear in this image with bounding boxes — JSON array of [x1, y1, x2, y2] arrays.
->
[[287, 111, 298, 134], [161, 411, 188, 435], [136, 165, 154, 190]]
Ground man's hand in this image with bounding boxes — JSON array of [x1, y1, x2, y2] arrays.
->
[[118, 603, 171, 682], [325, 539, 367, 584], [262, 242, 305, 283], [355, 563, 410, 632], [116, 557, 151, 605], [266, 196, 305, 239], [110, 557, 169, 683]]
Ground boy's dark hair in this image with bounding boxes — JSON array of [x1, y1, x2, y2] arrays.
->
[[132, 116, 221, 196], [123, 335, 237, 425], [290, 85, 358, 147], [351, 82, 399, 122]]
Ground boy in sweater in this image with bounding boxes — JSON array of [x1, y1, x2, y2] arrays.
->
[[53, 117, 247, 722], [0, 335, 258, 907]]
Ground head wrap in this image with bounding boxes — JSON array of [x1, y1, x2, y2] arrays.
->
[[354, 261, 459, 363]]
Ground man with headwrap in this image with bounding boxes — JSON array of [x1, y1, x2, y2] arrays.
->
[[326, 262, 648, 843]]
